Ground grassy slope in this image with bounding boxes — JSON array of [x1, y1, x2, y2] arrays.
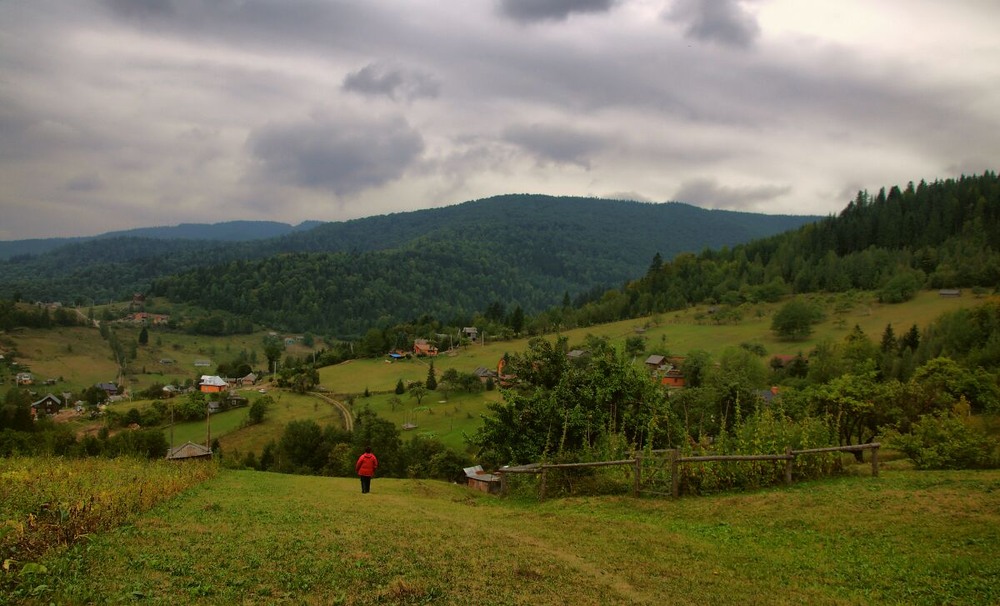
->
[[26, 465, 1000, 605], [6, 290, 993, 457]]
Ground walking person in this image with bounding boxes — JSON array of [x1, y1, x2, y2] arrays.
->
[[355, 446, 378, 493]]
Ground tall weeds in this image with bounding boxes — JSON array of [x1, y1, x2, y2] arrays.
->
[[1, 456, 217, 594]]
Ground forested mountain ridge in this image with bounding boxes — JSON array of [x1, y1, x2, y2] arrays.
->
[[553, 172, 1000, 328], [0, 195, 817, 320]]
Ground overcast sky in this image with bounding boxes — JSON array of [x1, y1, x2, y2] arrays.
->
[[2, 0, 998, 240]]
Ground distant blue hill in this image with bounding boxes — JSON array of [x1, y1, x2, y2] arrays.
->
[[0, 220, 322, 260]]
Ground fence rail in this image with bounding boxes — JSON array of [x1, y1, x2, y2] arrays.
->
[[497, 443, 881, 500]]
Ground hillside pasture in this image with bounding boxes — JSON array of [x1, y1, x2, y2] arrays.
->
[[13, 464, 999, 605], [1, 326, 118, 393], [215, 390, 346, 456], [554, 290, 993, 360]]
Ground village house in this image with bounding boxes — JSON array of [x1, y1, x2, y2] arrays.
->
[[644, 354, 667, 371], [661, 368, 686, 388], [96, 382, 119, 397], [30, 393, 63, 418], [199, 375, 228, 394], [15, 372, 33, 385], [473, 366, 497, 384], [413, 339, 438, 357], [240, 372, 258, 386], [462, 327, 479, 342]]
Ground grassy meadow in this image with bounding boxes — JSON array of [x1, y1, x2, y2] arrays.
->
[[4, 458, 998, 605]]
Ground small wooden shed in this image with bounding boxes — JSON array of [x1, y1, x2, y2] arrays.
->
[[464, 465, 501, 494], [166, 442, 213, 461]]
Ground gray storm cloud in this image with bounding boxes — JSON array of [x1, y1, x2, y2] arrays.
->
[[499, 0, 616, 23], [666, 0, 761, 49], [342, 63, 441, 102], [502, 123, 607, 169], [248, 116, 425, 197]]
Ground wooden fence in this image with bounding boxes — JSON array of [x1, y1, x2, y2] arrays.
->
[[498, 443, 880, 501]]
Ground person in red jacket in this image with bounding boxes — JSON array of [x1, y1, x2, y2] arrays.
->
[[355, 446, 378, 493]]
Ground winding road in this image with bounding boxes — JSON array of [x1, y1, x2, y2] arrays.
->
[[309, 391, 353, 432]]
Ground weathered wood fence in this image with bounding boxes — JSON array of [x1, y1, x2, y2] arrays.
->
[[498, 443, 880, 501]]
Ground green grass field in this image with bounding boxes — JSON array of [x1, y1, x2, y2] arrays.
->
[[11, 463, 999, 605]]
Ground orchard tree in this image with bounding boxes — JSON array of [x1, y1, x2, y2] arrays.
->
[[771, 299, 822, 340], [409, 385, 428, 406]]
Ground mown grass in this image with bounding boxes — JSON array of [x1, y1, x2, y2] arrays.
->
[[8, 463, 999, 605]]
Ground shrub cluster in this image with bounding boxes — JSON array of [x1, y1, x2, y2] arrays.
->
[[887, 412, 1000, 469]]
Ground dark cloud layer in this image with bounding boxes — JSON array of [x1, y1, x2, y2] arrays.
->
[[499, 0, 616, 23], [248, 116, 425, 197], [502, 123, 607, 169], [342, 63, 441, 101], [666, 0, 760, 49]]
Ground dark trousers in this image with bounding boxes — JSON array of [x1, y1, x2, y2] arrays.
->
[[360, 475, 372, 493]]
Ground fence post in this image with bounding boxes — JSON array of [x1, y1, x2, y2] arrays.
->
[[633, 456, 641, 497], [871, 445, 879, 478], [784, 446, 793, 485], [539, 467, 548, 501], [671, 449, 680, 498]]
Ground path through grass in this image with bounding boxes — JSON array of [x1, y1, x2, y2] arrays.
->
[[16, 468, 1000, 605]]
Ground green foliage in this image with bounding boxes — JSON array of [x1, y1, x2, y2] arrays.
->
[[677, 408, 838, 495], [425, 360, 437, 390], [399, 434, 472, 481], [469, 337, 675, 467], [771, 299, 823, 340], [247, 395, 271, 425], [878, 269, 926, 303], [887, 411, 1000, 469]]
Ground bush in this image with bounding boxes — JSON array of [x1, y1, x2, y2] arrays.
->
[[888, 412, 1000, 469], [678, 409, 839, 495]]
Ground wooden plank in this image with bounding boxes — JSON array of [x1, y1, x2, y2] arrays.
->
[[678, 454, 793, 463], [793, 443, 880, 455], [784, 446, 793, 485], [633, 457, 641, 498], [671, 449, 680, 498], [540, 459, 636, 470]]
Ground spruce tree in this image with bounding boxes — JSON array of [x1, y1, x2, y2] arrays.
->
[[426, 360, 437, 390]]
